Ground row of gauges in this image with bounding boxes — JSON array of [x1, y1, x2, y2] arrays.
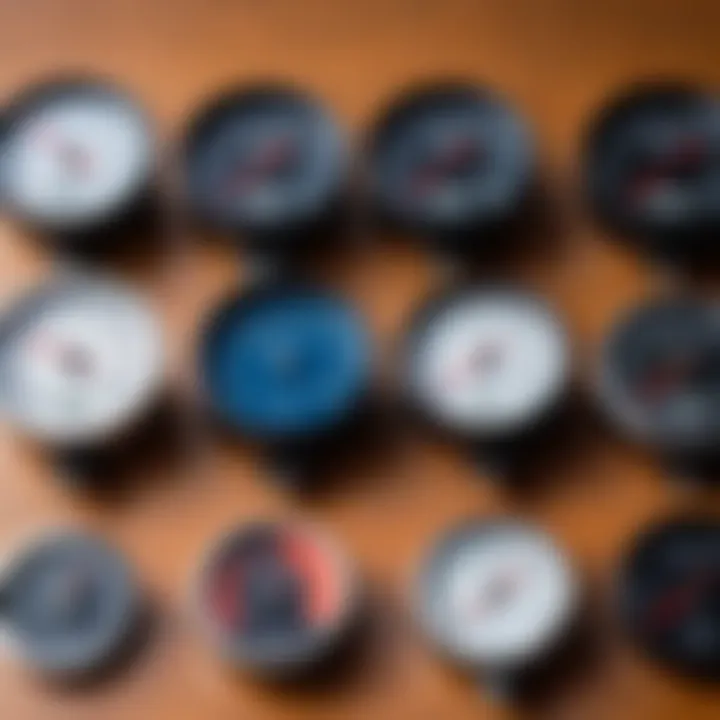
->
[[2, 75, 720, 266], [0, 516, 717, 696], [5, 271, 720, 489]]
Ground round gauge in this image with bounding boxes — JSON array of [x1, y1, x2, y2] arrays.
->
[[618, 516, 720, 679], [184, 84, 348, 245], [0, 530, 142, 678], [416, 520, 578, 670], [0, 276, 164, 447], [598, 298, 720, 452], [0, 77, 154, 236], [200, 284, 370, 442], [584, 83, 720, 255], [193, 520, 358, 675], [367, 82, 535, 244], [403, 287, 569, 438]]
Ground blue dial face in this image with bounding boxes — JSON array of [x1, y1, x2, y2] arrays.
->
[[202, 289, 369, 439], [186, 88, 345, 232]]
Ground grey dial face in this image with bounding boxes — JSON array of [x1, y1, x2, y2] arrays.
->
[[1, 83, 152, 229], [0, 278, 163, 445], [600, 300, 720, 450], [0, 532, 139, 675], [418, 522, 577, 668], [371, 86, 533, 230], [186, 88, 345, 232], [407, 291, 568, 435]]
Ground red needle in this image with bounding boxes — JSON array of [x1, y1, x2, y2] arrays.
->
[[211, 562, 244, 629], [442, 342, 505, 392], [635, 358, 697, 403], [34, 125, 95, 178], [629, 137, 707, 205], [411, 136, 482, 198], [645, 569, 715, 634], [223, 135, 297, 196]]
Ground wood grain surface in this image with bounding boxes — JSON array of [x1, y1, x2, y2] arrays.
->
[[0, 1, 719, 718]]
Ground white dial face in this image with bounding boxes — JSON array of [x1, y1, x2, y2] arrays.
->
[[411, 293, 568, 433], [1, 90, 151, 228], [423, 524, 576, 667], [0, 279, 163, 445]]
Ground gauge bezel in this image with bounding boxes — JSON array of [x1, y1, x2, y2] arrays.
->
[[0, 528, 142, 678], [190, 518, 360, 677], [0, 74, 157, 239], [582, 80, 720, 255], [0, 272, 167, 448], [399, 283, 571, 443], [616, 514, 720, 680], [197, 280, 373, 445], [597, 296, 720, 454], [366, 79, 536, 245], [413, 518, 580, 673], [182, 81, 351, 248]]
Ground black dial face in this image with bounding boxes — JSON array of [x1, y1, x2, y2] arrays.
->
[[619, 517, 720, 679], [0, 532, 139, 676], [197, 522, 354, 672], [600, 299, 720, 451], [185, 86, 346, 237], [369, 83, 534, 235], [585, 84, 720, 244]]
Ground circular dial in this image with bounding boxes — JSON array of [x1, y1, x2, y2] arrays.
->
[[417, 521, 577, 669], [584, 84, 720, 247], [185, 85, 346, 239], [405, 288, 568, 437], [0, 277, 164, 446], [599, 299, 720, 451], [369, 83, 534, 238], [619, 517, 720, 679], [201, 285, 369, 440], [196, 521, 355, 672], [0, 79, 153, 232], [0, 531, 140, 676]]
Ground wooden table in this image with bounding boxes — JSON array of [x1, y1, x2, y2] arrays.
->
[[0, 1, 719, 718]]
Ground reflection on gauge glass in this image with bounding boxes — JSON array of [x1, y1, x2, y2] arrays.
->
[[0, 278, 163, 445], [619, 517, 720, 679], [407, 289, 568, 435], [0, 80, 153, 230], [201, 286, 369, 439], [185, 86, 346, 234], [417, 521, 577, 668], [599, 299, 720, 450], [0, 531, 140, 676], [196, 521, 355, 671], [369, 84, 534, 233], [585, 84, 720, 240]]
